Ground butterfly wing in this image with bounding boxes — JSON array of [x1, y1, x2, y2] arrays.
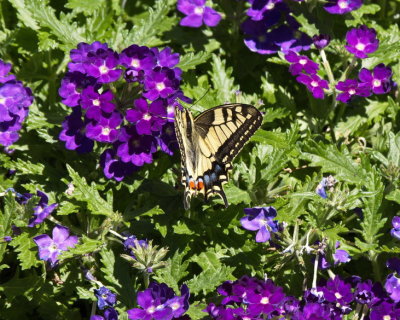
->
[[175, 103, 263, 209]]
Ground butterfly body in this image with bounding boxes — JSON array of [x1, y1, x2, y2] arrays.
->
[[174, 103, 262, 210]]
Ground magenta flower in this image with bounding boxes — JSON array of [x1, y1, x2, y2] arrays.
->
[[312, 34, 331, 49], [246, 0, 285, 22], [296, 74, 329, 99], [0, 60, 16, 83], [336, 79, 371, 103], [345, 25, 379, 59], [324, 0, 363, 14], [143, 67, 180, 101], [126, 98, 167, 135], [85, 111, 122, 143], [285, 51, 319, 76], [33, 225, 78, 267], [177, 0, 221, 28], [85, 49, 122, 83], [358, 63, 393, 94], [68, 41, 109, 73], [80, 87, 115, 114], [100, 149, 138, 182]]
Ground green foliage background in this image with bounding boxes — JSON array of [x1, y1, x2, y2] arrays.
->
[[0, 0, 400, 319]]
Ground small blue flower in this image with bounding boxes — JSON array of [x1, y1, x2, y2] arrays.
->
[[94, 287, 117, 310], [333, 241, 351, 265], [391, 216, 400, 240], [240, 207, 279, 242]]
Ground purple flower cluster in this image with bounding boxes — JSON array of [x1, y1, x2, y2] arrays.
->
[[336, 63, 393, 104], [127, 282, 190, 320], [206, 273, 400, 319], [59, 42, 190, 181], [0, 59, 34, 147], [33, 225, 78, 267], [177, 0, 221, 28], [324, 0, 363, 15], [241, 0, 312, 55], [240, 206, 281, 243], [285, 51, 329, 99]]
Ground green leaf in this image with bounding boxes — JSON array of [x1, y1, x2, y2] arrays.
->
[[65, 0, 105, 14], [58, 236, 103, 260], [76, 286, 96, 300], [8, 0, 39, 30], [8, 159, 44, 175], [66, 165, 114, 216], [177, 51, 211, 71], [186, 266, 235, 295], [386, 189, 400, 205], [99, 248, 122, 290], [153, 250, 190, 293], [251, 130, 289, 149], [301, 141, 364, 184], [223, 184, 251, 205], [173, 221, 195, 235], [9, 232, 39, 270], [209, 55, 239, 103], [56, 201, 78, 216], [387, 132, 400, 167], [0, 192, 16, 263]]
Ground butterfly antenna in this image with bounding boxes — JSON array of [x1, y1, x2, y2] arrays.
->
[[188, 87, 210, 110]]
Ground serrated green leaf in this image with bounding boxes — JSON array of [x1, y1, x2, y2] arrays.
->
[[153, 250, 190, 293], [100, 248, 122, 290], [66, 165, 113, 216], [0, 271, 40, 299], [209, 55, 239, 103], [56, 201, 78, 216], [9, 232, 39, 270], [224, 184, 251, 205], [76, 286, 96, 300], [173, 221, 195, 235], [0, 192, 16, 263], [65, 0, 105, 14], [178, 51, 211, 71], [59, 236, 103, 260], [186, 266, 235, 295], [8, 159, 44, 175], [386, 189, 400, 205], [251, 130, 288, 148], [8, 0, 39, 30], [387, 132, 400, 167]]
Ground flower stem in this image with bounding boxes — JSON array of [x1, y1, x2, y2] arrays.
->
[[143, 271, 150, 288], [320, 49, 335, 86], [340, 56, 358, 82], [312, 252, 319, 289], [90, 301, 97, 318]]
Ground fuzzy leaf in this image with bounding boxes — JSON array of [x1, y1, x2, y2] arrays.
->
[[209, 55, 239, 103], [186, 266, 235, 295], [178, 51, 211, 71], [58, 236, 103, 260], [9, 232, 39, 270]]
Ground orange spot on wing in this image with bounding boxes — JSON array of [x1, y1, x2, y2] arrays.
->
[[189, 180, 196, 190], [196, 180, 204, 190]]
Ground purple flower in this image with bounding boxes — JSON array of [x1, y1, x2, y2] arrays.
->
[[387, 257, 400, 274], [59, 107, 94, 153], [321, 276, 354, 308], [345, 25, 379, 59], [91, 308, 119, 320], [312, 34, 331, 49], [241, 19, 280, 54], [359, 64, 393, 94], [240, 206, 279, 242], [117, 126, 157, 166], [28, 190, 58, 227], [246, 0, 286, 22], [68, 41, 109, 73], [126, 98, 167, 135], [33, 225, 78, 267], [336, 79, 371, 103], [370, 301, 400, 320], [151, 47, 180, 69], [296, 74, 329, 99], [84, 49, 122, 83], [390, 216, 400, 240], [354, 280, 385, 306], [315, 178, 328, 198], [85, 111, 122, 143], [293, 303, 331, 320], [157, 122, 178, 155], [324, 0, 363, 15], [123, 235, 148, 259], [80, 87, 115, 113], [143, 67, 180, 101], [58, 72, 96, 107], [120, 45, 156, 83], [276, 24, 312, 53], [285, 51, 319, 76], [177, 0, 221, 28], [333, 249, 351, 265], [94, 287, 117, 310], [127, 283, 189, 320], [0, 60, 16, 83], [100, 149, 138, 182], [385, 273, 400, 302], [246, 280, 286, 316]]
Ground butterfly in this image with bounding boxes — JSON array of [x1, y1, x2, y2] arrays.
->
[[174, 103, 263, 209]]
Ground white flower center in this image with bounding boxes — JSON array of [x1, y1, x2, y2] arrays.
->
[[131, 58, 140, 68], [338, 0, 349, 9], [0, 97, 5, 104], [335, 292, 343, 299], [170, 302, 180, 311], [311, 81, 319, 87], [143, 113, 152, 120], [102, 127, 111, 135], [355, 43, 366, 51], [37, 206, 44, 213], [146, 306, 155, 314], [167, 106, 174, 115], [243, 318, 251, 320], [260, 297, 269, 304], [373, 79, 381, 87], [299, 58, 307, 65], [383, 316, 391, 320], [99, 65, 109, 74], [349, 89, 356, 95], [266, 2, 275, 10], [49, 243, 58, 253], [156, 82, 166, 91], [194, 6, 204, 15], [93, 99, 100, 106]]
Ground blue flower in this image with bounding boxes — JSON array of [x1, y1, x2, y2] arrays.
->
[[390, 216, 400, 240], [94, 287, 117, 310], [240, 207, 279, 242]]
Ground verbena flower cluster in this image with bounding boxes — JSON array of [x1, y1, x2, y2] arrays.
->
[[127, 282, 190, 320], [59, 42, 190, 181], [206, 272, 400, 319], [0, 59, 34, 147], [241, 0, 313, 55], [285, 25, 394, 103]]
